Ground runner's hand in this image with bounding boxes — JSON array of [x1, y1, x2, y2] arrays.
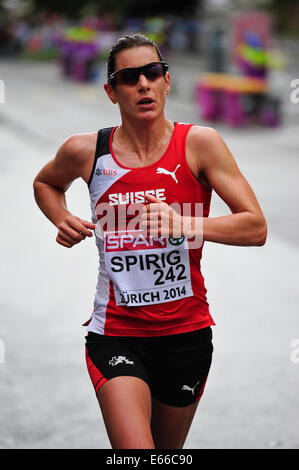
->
[[141, 193, 185, 238], [56, 215, 96, 248]]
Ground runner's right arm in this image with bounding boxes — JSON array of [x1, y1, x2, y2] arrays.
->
[[33, 135, 96, 248]]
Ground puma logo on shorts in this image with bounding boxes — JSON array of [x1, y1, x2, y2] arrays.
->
[[85, 327, 213, 407], [182, 381, 200, 395]]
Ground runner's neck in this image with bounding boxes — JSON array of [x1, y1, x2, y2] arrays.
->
[[114, 118, 174, 164]]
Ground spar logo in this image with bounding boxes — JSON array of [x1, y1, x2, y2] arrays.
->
[[105, 232, 167, 252]]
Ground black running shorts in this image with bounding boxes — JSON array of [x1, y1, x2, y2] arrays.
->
[[85, 327, 213, 407]]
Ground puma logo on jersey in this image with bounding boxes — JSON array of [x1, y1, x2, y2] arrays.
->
[[182, 381, 200, 395], [109, 356, 134, 366], [156, 164, 180, 183]]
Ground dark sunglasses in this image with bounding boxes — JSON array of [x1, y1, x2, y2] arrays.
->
[[108, 61, 169, 87]]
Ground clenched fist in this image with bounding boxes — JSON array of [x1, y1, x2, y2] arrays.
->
[[56, 215, 96, 248]]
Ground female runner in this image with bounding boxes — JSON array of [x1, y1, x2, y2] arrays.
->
[[33, 33, 267, 449]]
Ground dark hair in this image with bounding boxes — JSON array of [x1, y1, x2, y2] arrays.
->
[[107, 33, 163, 85]]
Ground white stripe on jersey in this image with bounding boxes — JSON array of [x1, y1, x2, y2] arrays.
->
[[89, 153, 131, 223]]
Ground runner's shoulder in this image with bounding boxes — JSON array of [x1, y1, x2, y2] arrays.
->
[[50, 132, 98, 182], [56, 132, 98, 167], [187, 125, 230, 167], [188, 125, 221, 150]]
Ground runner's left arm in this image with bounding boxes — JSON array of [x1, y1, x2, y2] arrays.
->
[[195, 127, 267, 246], [141, 128, 267, 247]]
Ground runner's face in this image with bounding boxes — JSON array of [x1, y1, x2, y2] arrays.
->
[[105, 46, 170, 122]]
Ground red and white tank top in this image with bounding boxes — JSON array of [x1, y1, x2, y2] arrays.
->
[[85, 122, 215, 336]]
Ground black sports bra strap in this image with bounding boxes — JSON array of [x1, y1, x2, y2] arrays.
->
[[88, 127, 114, 187]]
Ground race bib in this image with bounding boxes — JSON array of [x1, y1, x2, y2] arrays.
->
[[104, 231, 193, 306]]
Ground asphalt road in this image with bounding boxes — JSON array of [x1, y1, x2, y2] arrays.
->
[[0, 53, 299, 449]]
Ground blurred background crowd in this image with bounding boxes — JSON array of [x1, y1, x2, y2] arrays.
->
[[1, 0, 299, 128], [1, 0, 298, 73]]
